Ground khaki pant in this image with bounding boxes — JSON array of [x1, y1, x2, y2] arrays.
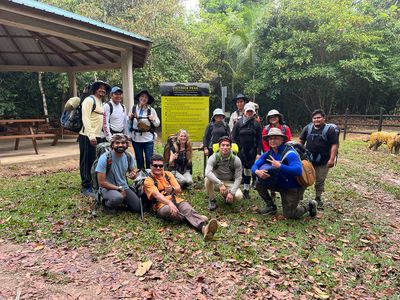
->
[[205, 177, 243, 201], [314, 164, 330, 198], [157, 201, 204, 230]]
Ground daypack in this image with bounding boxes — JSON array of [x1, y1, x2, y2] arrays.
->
[[90, 142, 133, 196], [163, 133, 178, 169], [60, 96, 96, 133], [106, 101, 125, 116], [129, 105, 155, 135], [213, 151, 237, 175], [281, 142, 316, 187], [305, 123, 340, 165], [237, 118, 258, 147]]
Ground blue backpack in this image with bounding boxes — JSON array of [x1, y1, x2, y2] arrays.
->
[[60, 96, 96, 133]]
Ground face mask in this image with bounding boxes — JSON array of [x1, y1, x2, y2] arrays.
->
[[115, 146, 126, 153]]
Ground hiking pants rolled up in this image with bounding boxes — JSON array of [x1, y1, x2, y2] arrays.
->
[[132, 141, 153, 169], [157, 201, 204, 230], [205, 177, 243, 201], [314, 164, 330, 198], [279, 187, 307, 219], [79, 134, 101, 188], [172, 170, 193, 187], [102, 188, 141, 212]]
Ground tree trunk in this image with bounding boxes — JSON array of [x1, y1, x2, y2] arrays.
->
[[38, 72, 49, 123]]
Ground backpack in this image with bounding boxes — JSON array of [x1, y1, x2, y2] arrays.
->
[[129, 105, 155, 135], [90, 142, 133, 200], [281, 142, 316, 187], [305, 123, 340, 165], [106, 101, 125, 115], [60, 96, 96, 133], [237, 118, 258, 147], [213, 151, 237, 175], [163, 133, 178, 169]]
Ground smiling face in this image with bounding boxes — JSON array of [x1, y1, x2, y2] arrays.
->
[[214, 115, 224, 123], [94, 84, 107, 99], [219, 140, 231, 156], [245, 109, 255, 118], [312, 113, 325, 128], [138, 93, 149, 106], [151, 159, 164, 176], [111, 91, 123, 104], [236, 99, 245, 111], [268, 115, 280, 126], [178, 131, 188, 144], [268, 135, 285, 149]]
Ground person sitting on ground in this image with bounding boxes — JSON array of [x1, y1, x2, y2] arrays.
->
[[205, 136, 243, 211], [96, 134, 140, 212], [103, 86, 129, 142], [262, 109, 292, 153], [168, 129, 193, 188], [299, 109, 339, 208], [202, 108, 230, 157], [231, 102, 262, 199], [252, 128, 318, 219], [144, 154, 218, 241]]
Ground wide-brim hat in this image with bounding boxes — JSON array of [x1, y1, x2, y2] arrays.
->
[[134, 89, 154, 105], [91, 80, 111, 94], [267, 109, 283, 121], [265, 127, 287, 140], [232, 93, 249, 104]]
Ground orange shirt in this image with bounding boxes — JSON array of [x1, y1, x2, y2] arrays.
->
[[144, 171, 184, 211]]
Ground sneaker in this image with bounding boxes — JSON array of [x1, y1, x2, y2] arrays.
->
[[315, 196, 324, 208], [208, 200, 218, 211], [81, 187, 95, 198], [259, 204, 277, 215], [203, 219, 218, 241], [243, 189, 250, 199], [308, 200, 318, 217]]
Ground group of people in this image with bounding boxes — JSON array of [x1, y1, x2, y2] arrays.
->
[[77, 81, 339, 241]]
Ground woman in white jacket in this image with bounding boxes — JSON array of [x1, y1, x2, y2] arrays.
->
[[128, 90, 160, 169]]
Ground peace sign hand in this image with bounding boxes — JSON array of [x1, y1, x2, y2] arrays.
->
[[266, 155, 281, 169]]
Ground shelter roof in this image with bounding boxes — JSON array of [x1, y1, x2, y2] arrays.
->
[[0, 0, 152, 72]]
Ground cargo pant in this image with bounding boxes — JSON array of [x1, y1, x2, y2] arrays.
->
[[313, 164, 330, 198]]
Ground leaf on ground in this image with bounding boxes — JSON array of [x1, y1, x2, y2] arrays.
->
[[135, 260, 152, 277], [34, 243, 45, 251], [218, 221, 229, 228], [313, 286, 330, 299]]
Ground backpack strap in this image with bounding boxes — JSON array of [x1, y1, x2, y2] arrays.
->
[[107, 102, 113, 116], [281, 125, 286, 135], [88, 95, 96, 113], [281, 146, 299, 163]]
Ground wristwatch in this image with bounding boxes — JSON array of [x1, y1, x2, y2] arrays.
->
[[117, 186, 123, 192]]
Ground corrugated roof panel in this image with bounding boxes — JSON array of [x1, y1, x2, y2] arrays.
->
[[8, 0, 151, 42], [4, 26, 31, 37], [0, 38, 17, 52]]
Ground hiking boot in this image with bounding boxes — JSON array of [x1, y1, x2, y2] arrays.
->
[[315, 196, 324, 208], [203, 219, 218, 242], [81, 187, 95, 198], [259, 204, 277, 216], [308, 200, 318, 218], [243, 189, 250, 199], [208, 199, 218, 211]]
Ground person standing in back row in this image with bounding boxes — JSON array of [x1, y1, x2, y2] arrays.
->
[[79, 80, 111, 198], [202, 108, 230, 157], [103, 86, 128, 142], [129, 90, 160, 170], [262, 109, 292, 153], [299, 109, 339, 208], [229, 93, 248, 131], [231, 102, 262, 199]]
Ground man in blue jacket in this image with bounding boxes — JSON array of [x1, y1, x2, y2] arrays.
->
[[252, 128, 317, 219]]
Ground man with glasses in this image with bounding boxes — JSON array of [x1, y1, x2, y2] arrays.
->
[[144, 154, 218, 241]]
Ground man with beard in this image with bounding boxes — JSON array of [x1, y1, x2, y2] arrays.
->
[[231, 102, 262, 199], [96, 134, 140, 212], [79, 80, 110, 197]]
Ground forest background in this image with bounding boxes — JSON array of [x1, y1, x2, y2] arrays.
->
[[1, 0, 399, 129]]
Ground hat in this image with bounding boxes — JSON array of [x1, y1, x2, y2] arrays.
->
[[265, 128, 287, 140], [244, 102, 256, 112], [248, 101, 259, 111], [111, 86, 123, 94], [233, 93, 249, 103], [267, 109, 283, 121], [91, 80, 111, 94], [212, 108, 225, 118], [134, 89, 154, 105]]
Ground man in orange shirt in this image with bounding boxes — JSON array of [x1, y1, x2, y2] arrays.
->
[[144, 154, 218, 241]]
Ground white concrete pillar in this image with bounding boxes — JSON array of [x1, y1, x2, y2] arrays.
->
[[121, 48, 134, 110], [67, 72, 77, 97]]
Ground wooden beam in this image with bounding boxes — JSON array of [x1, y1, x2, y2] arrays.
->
[[34, 35, 52, 66], [57, 37, 101, 64], [29, 31, 79, 66], [0, 24, 29, 65], [0, 62, 121, 72], [84, 43, 116, 63]]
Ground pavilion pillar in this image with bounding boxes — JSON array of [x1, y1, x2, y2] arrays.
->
[[121, 48, 134, 110], [67, 72, 77, 97]]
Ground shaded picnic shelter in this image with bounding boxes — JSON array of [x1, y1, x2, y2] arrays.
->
[[0, 0, 152, 109]]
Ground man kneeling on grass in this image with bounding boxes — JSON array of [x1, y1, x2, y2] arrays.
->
[[144, 154, 218, 241], [252, 128, 318, 219]]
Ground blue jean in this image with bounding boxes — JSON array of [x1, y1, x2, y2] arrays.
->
[[132, 140, 154, 169]]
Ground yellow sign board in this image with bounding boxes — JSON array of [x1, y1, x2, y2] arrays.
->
[[161, 96, 209, 142]]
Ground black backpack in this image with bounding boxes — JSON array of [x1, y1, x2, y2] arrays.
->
[[60, 96, 96, 133], [106, 101, 125, 115]]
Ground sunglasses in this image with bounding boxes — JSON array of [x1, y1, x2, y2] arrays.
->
[[152, 164, 164, 169]]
